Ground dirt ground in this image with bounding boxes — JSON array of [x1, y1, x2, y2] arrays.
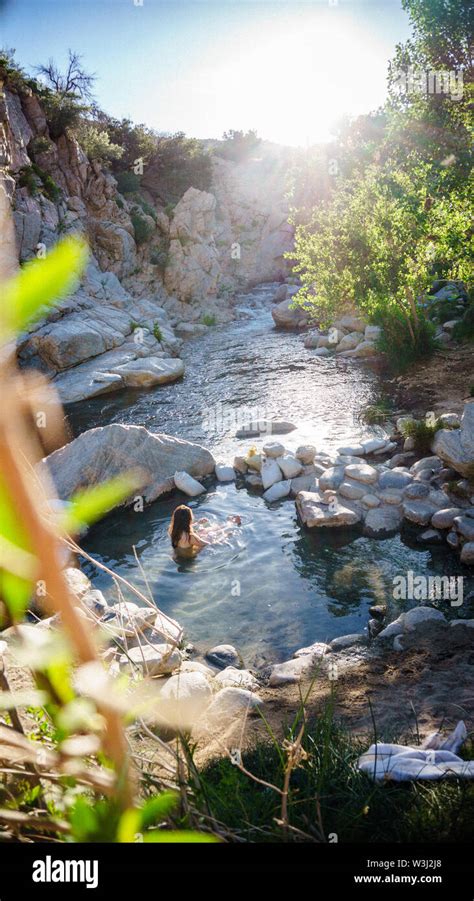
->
[[392, 344, 474, 417]]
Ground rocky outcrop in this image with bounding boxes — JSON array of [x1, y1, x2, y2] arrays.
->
[[1, 81, 294, 402], [432, 402, 474, 476], [42, 423, 216, 503]]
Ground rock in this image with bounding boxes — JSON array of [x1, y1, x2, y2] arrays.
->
[[336, 332, 361, 352], [364, 325, 382, 341], [446, 530, 459, 549], [379, 469, 413, 490], [404, 482, 430, 499], [276, 454, 303, 479], [263, 480, 291, 502], [174, 471, 206, 497], [159, 671, 213, 725], [272, 298, 307, 329], [450, 619, 474, 628], [338, 444, 365, 457], [81, 589, 108, 615], [205, 644, 241, 669], [246, 453, 262, 471], [453, 516, 474, 541], [110, 357, 184, 388], [215, 464, 236, 482], [295, 445, 316, 464], [361, 437, 387, 454], [273, 284, 287, 303], [460, 542, 474, 564], [378, 607, 446, 638], [233, 456, 248, 474], [389, 453, 415, 468], [338, 479, 366, 500], [411, 456, 443, 475], [374, 441, 397, 455], [269, 654, 320, 686], [296, 492, 361, 528], [377, 489, 403, 505], [174, 322, 208, 339], [63, 567, 91, 599], [333, 314, 365, 333], [396, 415, 415, 432], [329, 633, 366, 651], [313, 346, 331, 357], [404, 437, 416, 451], [213, 667, 259, 691], [443, 319, 461, 331], [344, 463, 378, 484], [439, 413, 461, 428], [303, 331, 321, 349], [351, 340, 377, 359], [293, 642, 330, 658], [204, 687, 263, 722], [432, 403, 474, 476], [364, 506, 402, 536], [263, 442, 286, 458], [417, 528, 443, 544], [319, 466, 345, 491], [246, 473, 263, 488], [121, 643, 181, 676], [431, 508, 463, 529], [42, 424, 215, 504], [362, 494, 380, 508], [290, 474, 317, 496], [403, 500, 437, 525], [261, 458, 283, 489]]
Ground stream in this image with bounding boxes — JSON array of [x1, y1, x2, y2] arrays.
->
[[67, 284, 470, 667]]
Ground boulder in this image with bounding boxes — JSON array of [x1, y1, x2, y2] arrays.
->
[[271, 298, 308, 329], [276, 454, 303, 479], [404, 482, 430, 499], [313, 346, 331, 357], [453, 516, 474, 541], [344, 463, 378, 484], [460, 543, 474, 564], [296, 492, 361, 528], [333, 314, 365, 333], [319, 466, 345, 491], [379, 469, 413, 490], [261, 458, 283, 489], [362, 494, 380, 508], [338, 479, 366, 500], [364, 325, 382, 341], [411, 456, 443, 475], [205, 644, 241, 669], [215, 464, 236, 482], [364, 506, 402, 536], [329, 633, 366, 651], [295, 445, 316, 464], [42, 424, 215, 504], [431, 508, 463, 529], [174, 471, 206, 497], [361, 437, 388, 454], [263, 480, 291, 502], [403, 500, 437, 526], [351, 341, 377, 358], [303, 331, 321, 349], [290, 474, 317, 496], [158, 671, 213, 725], [204, 687, 263, 723], [263, 442, 286, 458], [269, 654, 320, 686], [432, 403, 474, 476], [336, 332, 361, 352], [338, 444, 365, 457], [213, 667, 259, 691], [110, 357, 184, 388]]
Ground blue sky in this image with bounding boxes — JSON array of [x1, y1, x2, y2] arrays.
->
[[1, 0, 412, 145]]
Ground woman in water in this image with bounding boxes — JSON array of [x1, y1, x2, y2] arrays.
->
[[168, 504, 241, 556]]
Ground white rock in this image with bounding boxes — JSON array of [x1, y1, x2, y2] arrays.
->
[[364, 325, 382, 341], [338, 479, 366, 500], [296, 492, 361, 528], [263, 442, 286, 458], [204, 687, 263, 722], [364, 506, 402, 535], [313, 346, 331, 357], [269, 654, 320, 686], [215, 464, 236, 482], [319, 466, 345, 491], [295, 445, 316, 464], [362, 494, 380, 508], [293, 642, 330, 658], [431, 507, 463, 529], [329, 633, 366, 651], [213, 667, 259, 691], [120, 644, 181, 676], [276, 454, 303, 479], [361, 437, 387, 454], [263, 480, 291, 502], [261, 458, 283, 489], [159, 671, 212, 724], [337, 445, 365, 456], [206, 644, 241, 668], [174, 470, 206, 496], [345, 463, 379, 484]]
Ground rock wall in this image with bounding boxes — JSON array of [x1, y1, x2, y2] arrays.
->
[[0, 81, 293, 403]]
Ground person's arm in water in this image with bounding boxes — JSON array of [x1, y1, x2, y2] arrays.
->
[[190, 530, 210, 548]]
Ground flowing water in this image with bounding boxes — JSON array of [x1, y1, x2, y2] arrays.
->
[[67, 284, 470, 666]]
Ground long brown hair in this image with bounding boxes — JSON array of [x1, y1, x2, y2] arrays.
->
[[169, 504, 193, 548]]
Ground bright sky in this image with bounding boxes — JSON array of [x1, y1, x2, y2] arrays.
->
[[1, 0, 411, 146]]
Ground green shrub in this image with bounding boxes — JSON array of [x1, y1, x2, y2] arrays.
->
[[374, 307, 438, 372], [164, 202, 175, 217], [115, 194, 124, 209], [29, 136, 52, 158], [470, 385, 474, 397], [134, 195, 157, 222], [453, 304, 474, 343], [358, 399, 392, 425], [42, 92, 88, 139], [400, 416, 443, 453], [149, 249, 168, 270], [153, 322, 163, 342], [131, 211, 155, 246], [74, 123, 123, 162], [18, 164, 61, 203], [18, 166, 40, 195], [115, 170, 141, 195], [201, 313, 216, 327]]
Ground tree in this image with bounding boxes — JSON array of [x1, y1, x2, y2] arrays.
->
[[35, 49, 96, 100]]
